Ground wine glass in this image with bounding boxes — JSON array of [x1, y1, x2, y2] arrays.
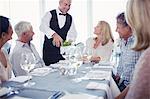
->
[[20, 52, 36, 87], [60, 46, 70, 60]]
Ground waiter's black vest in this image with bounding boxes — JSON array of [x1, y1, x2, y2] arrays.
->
[[43, 9, 72, 65]]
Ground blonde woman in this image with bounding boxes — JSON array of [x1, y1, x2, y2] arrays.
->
[[124, 0, 150, 98], [0, 16, 13, 84], [84, 21, 114, 63]]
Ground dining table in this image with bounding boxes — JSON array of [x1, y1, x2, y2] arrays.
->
[[1, 61, 120, 99]]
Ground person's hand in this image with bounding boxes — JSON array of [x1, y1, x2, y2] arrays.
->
[[115, 86, 129, 99], [115, 74, 120, 84], [81, 55, 88, 61], [115, 74, 120, 80], [52, 33, 63, 47], [90, 56, 101, 63]]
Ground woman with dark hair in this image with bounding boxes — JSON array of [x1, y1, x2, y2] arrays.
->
[[0, 16, 13, 84]]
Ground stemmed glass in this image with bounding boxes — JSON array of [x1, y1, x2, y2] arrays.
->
[[60, 46, 70, 60], [20, 52, 36, 87]]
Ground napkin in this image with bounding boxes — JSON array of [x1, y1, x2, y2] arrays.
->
[[0, 87, 11, 97], [98, 61, 114, 66], [60, 93, 104, 99], [10, 96, 32, 99], [86, 82, 101, 90], [83, 70, 111, 80], [50, 64, 61, 69], [86, 82, 113, 99], [93, 64, 113, 69], [9, 76, 32, 83], [30, 67, 52, 76]]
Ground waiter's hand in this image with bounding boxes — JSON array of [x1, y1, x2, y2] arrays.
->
[[52, 33, 63, 47]]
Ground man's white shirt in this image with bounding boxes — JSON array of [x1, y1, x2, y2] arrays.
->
[[9, 41, 45, 76], [39, 9, 77, 41]]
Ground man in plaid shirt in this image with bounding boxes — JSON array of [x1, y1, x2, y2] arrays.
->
[[113, 12, 142, 92]]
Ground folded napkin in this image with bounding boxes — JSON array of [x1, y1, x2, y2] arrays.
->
[[50, 64, 62, 69], [93, 64, 113, 69], [98, 61, 114, 66], [30, 67, 52, 76], [83, 70, 111, 80], [9, 76, 32, 83], [86, 82, 113, 99], [0, 87, 11, 97], [60, 93, 104, 99], [10, 96, 32, 99]]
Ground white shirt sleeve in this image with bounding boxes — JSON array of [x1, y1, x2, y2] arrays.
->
[[39, 11, 55, 39], [40, 10, 77, 41], [66, 19, 77, 42]]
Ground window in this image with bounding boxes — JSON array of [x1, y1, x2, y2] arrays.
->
[[0, 0, 127, 56], [92, 0, 128, 40]]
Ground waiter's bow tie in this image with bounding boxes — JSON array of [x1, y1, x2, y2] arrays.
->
[[59, 13, 67, 16]]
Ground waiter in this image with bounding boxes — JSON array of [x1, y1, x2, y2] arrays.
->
[[40, 0, 77, 65]]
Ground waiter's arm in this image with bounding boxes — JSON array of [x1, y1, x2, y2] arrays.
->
[[39, 12, 56, 39], [66, 19, 77, 42], [40, 11, 63, 47]]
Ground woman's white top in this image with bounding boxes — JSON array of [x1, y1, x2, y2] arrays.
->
[[85, 37, 113, 61], [0, 49, 12, 84]]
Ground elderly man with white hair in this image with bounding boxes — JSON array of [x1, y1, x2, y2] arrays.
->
[[10, 21, 45, 76]]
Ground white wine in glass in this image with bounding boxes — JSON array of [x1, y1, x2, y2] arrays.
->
[[20, 52, 36, 87]]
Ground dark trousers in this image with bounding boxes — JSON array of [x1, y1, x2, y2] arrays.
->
[[118, 80, 127, 92], [112, 73, 127, 92]]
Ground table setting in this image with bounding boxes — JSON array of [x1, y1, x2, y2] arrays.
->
[[1, 44, 119, 99]]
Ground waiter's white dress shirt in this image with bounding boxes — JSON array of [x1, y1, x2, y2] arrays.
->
[[39, 9, 77, 41]]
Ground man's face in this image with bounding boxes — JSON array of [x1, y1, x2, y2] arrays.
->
[[59, 0, 71, 14], [116, 23, 131, 39], [24, 27, 34, 42]]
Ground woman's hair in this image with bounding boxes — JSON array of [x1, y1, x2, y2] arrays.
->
[[98, 21, 114, 45], [126, 0, 150, 51], [14, 21, 32, 37], [0, 16, 9, 38]]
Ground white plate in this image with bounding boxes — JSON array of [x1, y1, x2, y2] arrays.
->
[[9, 76, 32, 83], [0, 87, 11, 97]]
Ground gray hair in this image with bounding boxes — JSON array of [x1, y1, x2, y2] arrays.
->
[[59, 0, 72, 4], [14, 21, 32, 37]]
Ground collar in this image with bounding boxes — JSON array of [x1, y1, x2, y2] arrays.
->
[[16, 40, 30, 47], [121, 35, 134, 45], [56, 8, 67, 16]]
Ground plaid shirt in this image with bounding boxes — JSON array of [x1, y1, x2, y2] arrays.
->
[[117, 35, 142, 85]]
